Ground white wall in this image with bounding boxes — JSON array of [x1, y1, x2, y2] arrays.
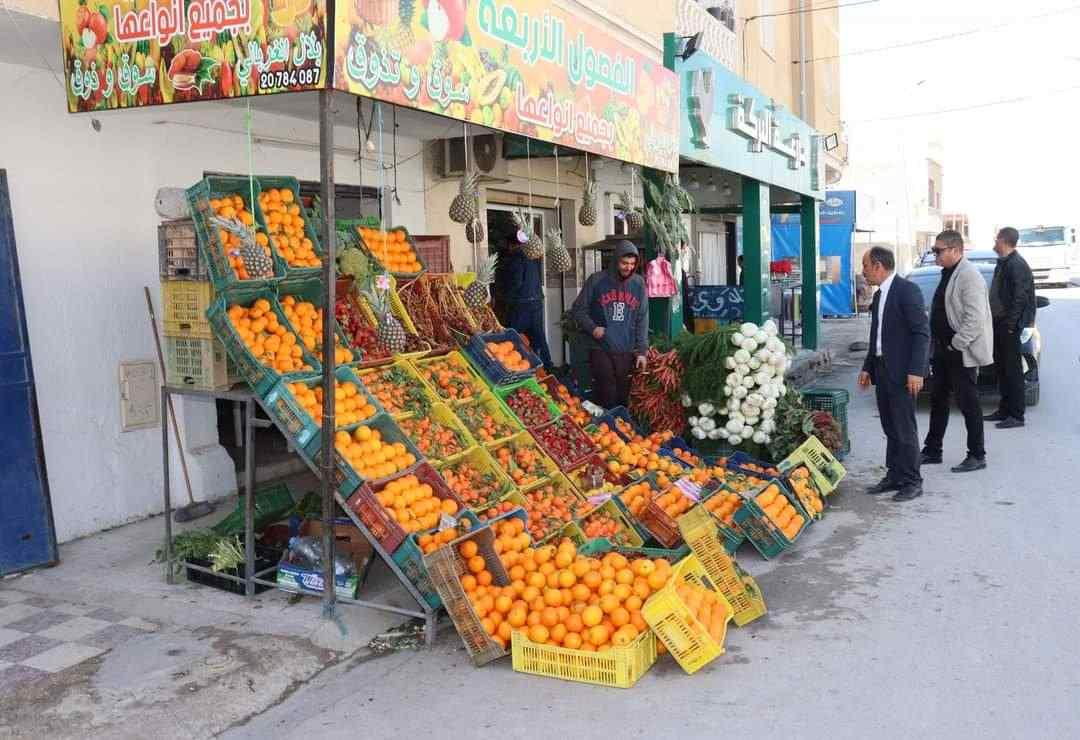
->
[[2, 61, 427, 543]]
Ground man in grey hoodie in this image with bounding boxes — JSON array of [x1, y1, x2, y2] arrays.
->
[[571, 241, 649, 409]]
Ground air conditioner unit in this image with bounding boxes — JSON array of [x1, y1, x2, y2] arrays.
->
[[438, 134, 505, 179]]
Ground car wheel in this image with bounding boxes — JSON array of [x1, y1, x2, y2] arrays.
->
[[1025, 382, 1039, 407]]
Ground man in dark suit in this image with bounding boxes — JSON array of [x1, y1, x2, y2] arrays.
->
[[985, 226, 1035, 428], [858, 247, 931, 501]]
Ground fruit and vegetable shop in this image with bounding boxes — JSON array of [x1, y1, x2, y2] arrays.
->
[[0, 0, 848, 688]]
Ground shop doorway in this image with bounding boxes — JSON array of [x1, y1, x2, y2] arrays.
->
[[0, 170, 58, 574], [485, 204, 556, 325]]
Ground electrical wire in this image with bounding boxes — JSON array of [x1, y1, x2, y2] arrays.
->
[[803, 3, 1080, 63], [748, 0, 878, 21], [852, 81, 1080, 122]]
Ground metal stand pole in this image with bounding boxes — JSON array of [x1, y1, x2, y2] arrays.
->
[[244, 397, 255, 597], [318, 88, 338, 619], [163, 386, 173, 584]]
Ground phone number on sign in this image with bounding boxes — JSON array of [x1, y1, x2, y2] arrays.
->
[[259, 66, 321, 90]]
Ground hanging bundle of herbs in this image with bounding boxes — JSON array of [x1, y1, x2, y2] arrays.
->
[[643, 174, 696, 259]]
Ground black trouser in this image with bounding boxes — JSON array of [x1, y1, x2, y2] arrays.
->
[[507, 299, 554, 371], [992, 322, 1025, 420], [924, 344, 985, 459], [589, 349, 634, 409], [874, 357, 922, 486]]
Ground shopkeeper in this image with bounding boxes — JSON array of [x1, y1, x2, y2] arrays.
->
[[571, 241, 649, 409], [502, 232, 554, 372]]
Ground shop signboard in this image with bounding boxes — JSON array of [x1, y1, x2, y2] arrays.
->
[[333, 0, 680, 172], [677, 49, 823, 198], [59, 0, 329, 112]]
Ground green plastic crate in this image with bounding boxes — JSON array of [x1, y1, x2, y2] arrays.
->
[[255, 176, 326, 280], [493, 377, 562, 429], [577, 538, 689, 562], [262, 365, 384, 450], [731, 478, 811, 560], [799, 388, 850, 459]]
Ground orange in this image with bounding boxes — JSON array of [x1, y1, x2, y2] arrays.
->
[[562, 631, 583, 650], [497, 621, 513, 641], [476, 570, 493, 587], [467, 556, 486, 574], [615, 568, 635, 585], [571, 560, 591, 579], [494, 595, 513, 614], [521, 585, 541, 604], [557, 570, 576, 589], [543, 589, 563, 607], [582, 571, 602, 591], [587, 625, 610, 647], [526, 610, 542, 627], [613, 583, 632, 602], [624, 595, 643, 612], [610, 607, 630, 628], [529, 597, 546, 613], [541, 606, 559, 628], [599, 594, 620, 615], [599, 580, 616, 596], [565, 614, 584, 633], [527, 572, 547, 589], [571, 584, 591, 603], [582, 605, 603, 627], [647, 570, 668, 591], [480, 617, 495, 636], [461, 574, 477, 592], [509, 565, 525, 582], [528, 624, 550, 644], [631, 559, 655, 577], [549, 623, 568, 645]]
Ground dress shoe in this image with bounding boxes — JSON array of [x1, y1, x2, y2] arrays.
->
[[866, 478, 901, 495], [920, 451, 943, 465], [892, 484, 924, 502], [951, 455, 987, 473], [995, 417, 1025, 429], [983, 411, 1008, 422]]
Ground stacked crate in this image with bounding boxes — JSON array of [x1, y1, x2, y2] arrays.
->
[[159, 219, 237, 389]]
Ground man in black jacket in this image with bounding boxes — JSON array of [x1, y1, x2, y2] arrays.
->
[[985, 227, 1035, 428], [858, 247, 931, 501]]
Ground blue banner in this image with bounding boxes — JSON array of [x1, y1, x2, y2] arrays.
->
[[771, 190, 856, 316]]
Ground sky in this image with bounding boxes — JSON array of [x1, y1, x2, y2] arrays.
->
[[839, 0, 1080, 244]]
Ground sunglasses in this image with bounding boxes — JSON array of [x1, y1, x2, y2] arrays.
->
[[931, 246, 955, 255]]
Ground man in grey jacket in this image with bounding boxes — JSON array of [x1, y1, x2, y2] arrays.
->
[[921, 230, 994, 472]]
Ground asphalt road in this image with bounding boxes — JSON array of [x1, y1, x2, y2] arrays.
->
[[224, 288, 1080, 740]]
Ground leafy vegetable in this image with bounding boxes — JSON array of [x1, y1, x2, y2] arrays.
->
[[208, 536, 245, 573]]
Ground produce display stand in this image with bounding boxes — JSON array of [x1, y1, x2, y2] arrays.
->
[[160, 383, 440, 645]]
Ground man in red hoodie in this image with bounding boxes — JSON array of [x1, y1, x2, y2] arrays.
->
[[571, 241, 649, 408]]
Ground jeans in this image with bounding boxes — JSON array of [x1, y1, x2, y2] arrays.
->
[[924, 345, 985, 458]]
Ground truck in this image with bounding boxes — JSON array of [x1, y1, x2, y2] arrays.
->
[[1015, 225, 1078, 287]]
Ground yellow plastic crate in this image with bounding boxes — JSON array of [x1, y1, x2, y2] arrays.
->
[[641, 554, 734, 675], [678, 507, 766, 627], [779, 435, 846, 495], [160, 279, 214, 338], [510, 626, 657, 688]]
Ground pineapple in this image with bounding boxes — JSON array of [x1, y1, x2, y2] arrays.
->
[[579, 179, 598, 226], [513, 209, 544, 260], [545, 226, 571, 273], [619, 191, 644, 233], [465, 217, 485, 245], [464, 251, 498, 308], [212, 215, 273, 279], [364, 277, 407, 354], [449, 169, 479, 224]]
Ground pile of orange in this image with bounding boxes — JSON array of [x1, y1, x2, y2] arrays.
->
[[439, 458, 506, 510], [520, 482, 590, 542], [545, 380, 591, 427], [279, 295, 355, 365], [619, 480, 657, 517], [461, 537, 674, 652], [457, 402, 518, 444], [358, 226, 422, 274], [209, 194, 271, 280], [703, 490, 744, 527], [491, 440, 547, 489], [419, 357, 482, 403], [287, 379, 378, 427], [485, 341, 532, 373], [654, 487, 694, 520], [334, 425, 417, 481], [787, 466, 824, 516], [372, 473, 459, 534], [672, 578, 731, 645], [580, 508, 633, 543], [754, 483, 805, 541], [592, 425, 686, 481], [227, 299, 311, 374], [416, 517, 472, 555], [259, 187, 321, 268]]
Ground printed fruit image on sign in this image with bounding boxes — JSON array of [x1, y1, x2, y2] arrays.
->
[[332, 0, 679, 172], [59, 0, 329, 112]]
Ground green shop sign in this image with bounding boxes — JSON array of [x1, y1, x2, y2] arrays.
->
[[677, 49, 823, 198]]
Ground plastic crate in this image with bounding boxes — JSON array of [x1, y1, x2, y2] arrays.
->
[[391, 509, 481, 609], [782, 463, 828, 520], [435, 445, 515, 513], [731, 478, 811, 560], [164, 335, 237, 390], [637, 496, 687, 550], [255, 176, 326, 280], [206, 288, 321, 396], [660, 436, 703, 468], [487, 431, 561, 494], [494, 377, 562, 429], [515, 475, 592, 543], [779, 435, 846, 495], [464, 329, 542, 386], [276, 277, 360, 365], [678, 507, 766, 626], [185, 175, 286, 289], [344, 462, 462, 555], [396, 401, 476, 463], [725, 451, 781, 478], [529, 415, 597, 473], [262, 366, 383, 450], [354, 224, 427, 280], [578, 498, 644, 548], [354, 360, 432, 419], [316, 413, 426, 497], [453, 392, 523, 448], [577, 539, 690, 563], [689, 492, 746, 554], [411, 351, 488, 406], [800, 388, 850, 459], [159, 220, 209, 280], [161, 279, 214, 339], [641, 554, 733, 675], [595, 406, 643, 442], [510, 623, 657, 688], [186, 541, 282, 595], [410, 234, 451, 273], [425, 525, 510, 666]]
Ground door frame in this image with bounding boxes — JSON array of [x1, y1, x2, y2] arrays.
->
[[0, 169, 58, 573]]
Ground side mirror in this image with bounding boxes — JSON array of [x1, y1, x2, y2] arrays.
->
[[1036, 296, 1050, 308]]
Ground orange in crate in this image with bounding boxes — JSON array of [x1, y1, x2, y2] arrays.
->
[[208, 194, 270, 281], [358, 226, 422, 274], [279, 294, 355, 365], [286, 379, 378, 428], [259, 187, 320, 268], [334, 425, 417, 481], [226, 299, 311, 374]]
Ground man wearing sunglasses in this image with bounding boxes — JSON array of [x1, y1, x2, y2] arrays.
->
[[920, 230, 993, 472]]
